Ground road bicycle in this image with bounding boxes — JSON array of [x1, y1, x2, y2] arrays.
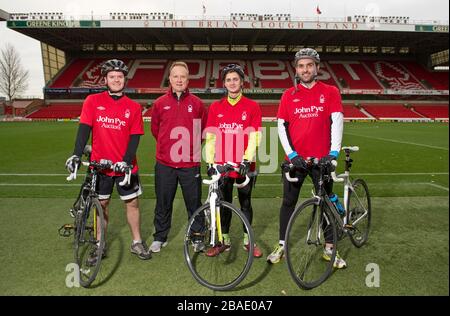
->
[[59, 147, 131, 287], [284, 146, 371, 289], [183, 163, 255, 291]]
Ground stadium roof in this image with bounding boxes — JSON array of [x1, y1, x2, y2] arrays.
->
[[0, 9, 9, 21], [6, 15, 449, 57], [7, 27, 448, 55]]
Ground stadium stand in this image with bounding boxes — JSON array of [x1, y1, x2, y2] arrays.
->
[[402, 62, 449, 90], [342, 104, 372, 120], [27, 103, 82, 119], [258, 103, 279, 119], [127, 59, 169, 90], [412, 104, 449, 120], [50, 59, 92, 88], [328, 61, 383, 90], [362, 103, 425, 120], [253, 61, 294, 88], [365, 61, 426, 90], [10, 100, 43, 117], [51, 58, 447, 92], [5, 12, 448, 123]]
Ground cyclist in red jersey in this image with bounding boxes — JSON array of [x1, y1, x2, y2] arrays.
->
[[65, 59, 151, 264], [204, 64, 263, 258], [266, 48, 347, 268]]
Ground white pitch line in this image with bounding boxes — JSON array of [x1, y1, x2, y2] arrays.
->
[[350, 172, 448, 176], [255, 172, 449, 177], [426, 183, 450, 192], [1, 182, 448, 191], [344, 132, 449, 151]]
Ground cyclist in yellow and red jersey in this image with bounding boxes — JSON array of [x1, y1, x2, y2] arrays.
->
[[266, 48, 347, 268], [204, 64, 263, 258], [65, 59, 151, 264]]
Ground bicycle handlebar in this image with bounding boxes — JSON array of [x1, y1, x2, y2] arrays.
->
[[66, 159, 132, 186], [283, 164, 298, 182], [118, 167, 132, 186], [330, 160, 344, 183], [66, 163, 79, 181], [342, 146, 359, 153], [283, 159, 343, 183], [283, 146, 361, 183], [202, 163, 251, 188]]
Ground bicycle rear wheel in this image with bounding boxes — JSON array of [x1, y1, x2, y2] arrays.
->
[[285, 199, 337, 290], [184, 202, 254, 291], [74, 198, 105, 287], [347, 178, 371, 247]]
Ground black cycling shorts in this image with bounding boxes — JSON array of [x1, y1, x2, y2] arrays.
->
[[97, 172, 143, 201]]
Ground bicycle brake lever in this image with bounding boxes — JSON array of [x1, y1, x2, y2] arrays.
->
[[118, 168, 131, 186], [66, 164, 78, 181]]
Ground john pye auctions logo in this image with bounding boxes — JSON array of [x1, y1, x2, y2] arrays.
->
[[294, 105, 324, 118], [219, 122, 244, 133], [97, 115, 127, 130]]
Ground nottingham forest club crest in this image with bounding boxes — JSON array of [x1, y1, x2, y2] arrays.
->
[[187, 104, 193, 113], [125, 109, 130, 119], [241, 111, 247, 121]]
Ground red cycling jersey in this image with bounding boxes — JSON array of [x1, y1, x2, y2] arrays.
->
[[206, 95, 262, 178], [80, 91, 144, 176], [277, 81, 343, 159]]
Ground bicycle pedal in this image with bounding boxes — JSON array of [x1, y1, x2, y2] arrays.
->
[[58, 224, 74, 237], [69, 208, 76, 218], [344, 224, 354, 230]]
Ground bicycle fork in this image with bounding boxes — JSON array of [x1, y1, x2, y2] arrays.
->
[[209, 192, 223, 246], [306, 198, 327, 246]]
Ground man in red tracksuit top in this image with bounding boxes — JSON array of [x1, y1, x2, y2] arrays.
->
[[150, 61, 208, 253]]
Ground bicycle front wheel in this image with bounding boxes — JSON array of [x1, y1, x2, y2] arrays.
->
[[347, 178, 371, 247], [74, 198, 105, 288], [184, 202, 254, 291], [285, 199, 337, 290]]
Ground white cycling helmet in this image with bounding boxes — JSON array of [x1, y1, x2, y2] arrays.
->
[[295, 48, 320, 64]]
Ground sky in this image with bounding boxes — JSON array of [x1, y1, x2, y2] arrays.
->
[[0, 0, 449, 98]]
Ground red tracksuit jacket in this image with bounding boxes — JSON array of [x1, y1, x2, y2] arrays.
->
[[151, 89, 207, 168]]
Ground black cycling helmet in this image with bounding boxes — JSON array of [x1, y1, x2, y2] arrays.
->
[[294, 48, 320, 64], [101, 59, 129, 77], [221, 64, 245, 81]]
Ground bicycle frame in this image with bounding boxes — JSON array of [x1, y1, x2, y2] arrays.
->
[[284, 146, 371, 289], [284, 146, 368, 239], [69, 163, 102, 247], [331, 146, 370, 229], [202, 163, 250, 247], [206, 180, 221, 247]]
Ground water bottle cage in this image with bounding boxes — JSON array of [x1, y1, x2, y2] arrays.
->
[[330, 195, 345, 215]]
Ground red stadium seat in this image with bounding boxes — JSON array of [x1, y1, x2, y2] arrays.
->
[[50, 58, 448, 92], [362, 104, 424, 119], [413, 105, 449, 119], [26, 104, 82, 119]]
